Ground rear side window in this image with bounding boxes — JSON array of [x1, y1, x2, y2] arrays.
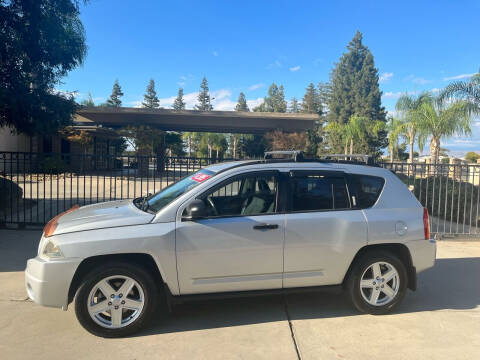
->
[[290, 173, 350, 212], [350, 174, 385, 208]]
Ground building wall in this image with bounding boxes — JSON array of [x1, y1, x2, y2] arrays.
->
[[0, 126, 31, 152]]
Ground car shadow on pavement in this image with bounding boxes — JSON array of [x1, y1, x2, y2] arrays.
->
[[137, 256, 480, 337]]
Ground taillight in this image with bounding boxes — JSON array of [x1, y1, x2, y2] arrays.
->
[[423, 208, 430, 240], [43, 204, 79, 237]]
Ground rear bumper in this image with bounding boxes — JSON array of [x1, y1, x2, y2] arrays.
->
[[25, 256, 81, 310], [406, 239, 436, 273]]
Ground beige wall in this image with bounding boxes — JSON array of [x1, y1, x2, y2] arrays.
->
[[0, 126, 31, 152]]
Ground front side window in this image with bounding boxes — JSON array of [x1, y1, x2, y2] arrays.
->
[[290, 173, 350, 212], [200, 172, 278, 217]]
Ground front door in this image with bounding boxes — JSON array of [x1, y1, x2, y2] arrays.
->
[[176, 171, 285, 294]]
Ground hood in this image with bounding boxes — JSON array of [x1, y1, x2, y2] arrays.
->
[[53, 200, 154, 235]]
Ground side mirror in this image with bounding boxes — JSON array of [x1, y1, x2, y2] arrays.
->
[[182, 199, 207, 221]]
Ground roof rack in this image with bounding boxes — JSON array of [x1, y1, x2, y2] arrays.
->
[[263, 151, 374, 165], [264, 150, 304, 161]]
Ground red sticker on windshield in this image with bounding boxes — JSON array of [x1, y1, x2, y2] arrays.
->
[[191, 173, 211, 182]]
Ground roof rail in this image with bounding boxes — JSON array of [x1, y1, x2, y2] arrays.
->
[[319, 154, 373, 165], [262, 151, 375, 165], [264, 150, 304, 161]]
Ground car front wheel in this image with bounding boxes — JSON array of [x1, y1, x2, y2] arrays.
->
[[347, 251, 407, 315], [74, 262, 159, 337]]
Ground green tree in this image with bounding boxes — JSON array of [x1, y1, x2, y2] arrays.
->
[[235, 92, 249, 111], [142, 79, 160, 108], [301, 83, 322, 115], [289, 97, 300, 113], [327, 31, 387, 156], [441, 70, 480, 114], [106, 80, 124, 107], [195, 76, 213, 111], [465, 151, 480, 163], [0, 0, 87, 135], [239, 135, 266, 158], [173, 88, 186, 111], [386, 117, 404, 162], [253, 83, 287, 112], [80, 92, 95, 107], [395, 92, 430, 163], [165, 132, 185, 156], [416, 94, 473, 163], [230, 92, 250, 158]]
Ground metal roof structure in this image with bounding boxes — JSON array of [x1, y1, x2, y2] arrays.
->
[[75, 107, 318, 134]]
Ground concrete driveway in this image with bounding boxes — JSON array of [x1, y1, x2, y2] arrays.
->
[[1, 229, 479, 360]]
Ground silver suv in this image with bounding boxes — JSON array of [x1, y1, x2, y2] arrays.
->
[[25, 153, 436, 337]]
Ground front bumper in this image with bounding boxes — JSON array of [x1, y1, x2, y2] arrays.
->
[[25, 256, 82, 310], [406, 239, 437, 273]]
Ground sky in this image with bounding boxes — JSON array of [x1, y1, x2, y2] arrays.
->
[[59, 0, 480, 156]]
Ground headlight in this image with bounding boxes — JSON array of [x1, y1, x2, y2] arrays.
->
[[41, 239, 64, 258]]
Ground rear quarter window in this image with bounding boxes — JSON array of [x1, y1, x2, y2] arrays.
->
[[350, 174, 385, 209]]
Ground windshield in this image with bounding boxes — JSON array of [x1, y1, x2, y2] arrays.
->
[[145, 169, 215, 212]]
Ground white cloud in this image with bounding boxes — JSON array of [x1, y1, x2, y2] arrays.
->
[[382, 91, 403, 99], [379, 72, 394, 83], [443, 73, 476, 81], [247, 98, 264, 110], [213, 51, 218, 57], [248, 83, 265, 91], [289, 65, 301, 72], [267, 59, 282, 69], [405, 74, 431, 85]]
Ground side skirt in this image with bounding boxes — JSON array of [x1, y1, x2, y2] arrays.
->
[[167, 285, 344, 305]]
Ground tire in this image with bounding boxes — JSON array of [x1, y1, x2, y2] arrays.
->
[[74, 261, 159, 337], [346, 250, 408, 315]]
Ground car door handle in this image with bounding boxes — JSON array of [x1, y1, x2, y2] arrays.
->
[[253, 223, 279, 230]]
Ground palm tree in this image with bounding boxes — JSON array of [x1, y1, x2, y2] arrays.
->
[[386, 117, 403, 162], [416, 94, 473, 163], [395, 92, 429, 163], [441, 70, 480, 113], [344, 115, 368, 155]]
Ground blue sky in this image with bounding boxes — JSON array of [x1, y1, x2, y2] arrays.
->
[[60, 0, 480, 156]]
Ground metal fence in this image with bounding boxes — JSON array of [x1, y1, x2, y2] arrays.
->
[[0, 152, 234, 226], [380, 162, 480, 237], [1, 152, 479, 237]]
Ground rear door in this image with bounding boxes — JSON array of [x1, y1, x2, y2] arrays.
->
[[283, 170, 367, 288]]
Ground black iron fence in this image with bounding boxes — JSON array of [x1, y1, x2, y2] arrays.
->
[[1, 152, 479, 236], [380, 162, 480, 237], [0, 152, 235, 226]]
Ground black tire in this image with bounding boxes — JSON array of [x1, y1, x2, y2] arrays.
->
[[74, 261, 159, 337], [346, 250, 408, 315]]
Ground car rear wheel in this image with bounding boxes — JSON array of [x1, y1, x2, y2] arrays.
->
[[347, 251, 407, 315], [75, 262, 159, 337]]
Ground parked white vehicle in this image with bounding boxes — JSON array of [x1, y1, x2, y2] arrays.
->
[[25, 152, 436, 337]]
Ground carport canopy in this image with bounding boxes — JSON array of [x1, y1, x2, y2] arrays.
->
[[75, 107, 318, 134]]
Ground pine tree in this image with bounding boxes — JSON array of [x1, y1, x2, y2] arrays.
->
[[142, 79, 160, 108], [106, 80, 124, 107], [289, 97, 300, 113], [80, 92, 95, 107], [301, 83, 322, 114], [173, 88, 186, 110], [235, 92, 249, 111], [194, 76, 213, 111], [253, 83, 287, 112], [327, 31, 387, 156]]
